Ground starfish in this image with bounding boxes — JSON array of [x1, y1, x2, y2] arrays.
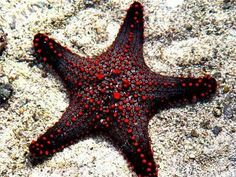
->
[[29, 1, 217, 177]]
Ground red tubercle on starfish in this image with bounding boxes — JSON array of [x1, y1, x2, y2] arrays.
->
[[113, 92, 121, 100], [112, 68, 121, 75], [96, 73, 105, 80]]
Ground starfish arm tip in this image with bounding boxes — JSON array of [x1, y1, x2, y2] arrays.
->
[[29, 103, 95, 162], [111, 1, 144, 55], [154, 75, 217, 107]]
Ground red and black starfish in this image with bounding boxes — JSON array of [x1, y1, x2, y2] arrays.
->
[[29, 2, 217, 177]]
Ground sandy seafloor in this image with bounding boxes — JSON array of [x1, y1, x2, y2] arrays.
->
[[0, 0, 235, 176]]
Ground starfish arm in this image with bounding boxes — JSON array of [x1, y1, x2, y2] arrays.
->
[[109, 2, 144, 58], [154, 75, 217, 107], [107, 113, 158, 177], [29, 99, 97, 162], [33, 33, 88, 92]]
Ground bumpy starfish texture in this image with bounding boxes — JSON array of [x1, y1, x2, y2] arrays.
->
[[29, 2, 217, 177]]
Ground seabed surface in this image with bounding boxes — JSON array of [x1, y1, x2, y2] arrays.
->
[[0, 0, 235, 176]]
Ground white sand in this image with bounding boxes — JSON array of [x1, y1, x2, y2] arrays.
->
[[0, 0, 235, 176]]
